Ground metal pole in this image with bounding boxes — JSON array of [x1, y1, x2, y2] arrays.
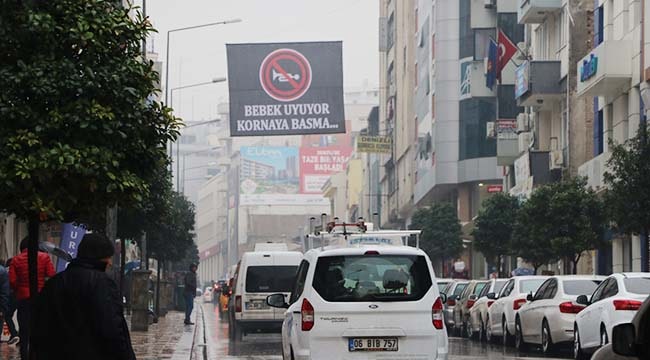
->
[[176, 140, 181, 192], [155, 259, 162, 318]]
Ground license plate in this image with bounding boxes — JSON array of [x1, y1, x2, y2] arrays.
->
[[245, 300, 268, 310], [348, 338, 398, 352]]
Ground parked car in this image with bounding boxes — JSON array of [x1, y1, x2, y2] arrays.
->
[[442, 280, 469, 331], [436, 278, 453, 293], [228, 250, 302, 341], [573, 273, 650, 359], [515, 275, 604, 354], [468, 278, 507, 341], [203, 286, 214, 303], [591, 295, 650, 360], [486, 275, 549, 345], [266, 230, 449, 360], [451, 280, 490, 337]]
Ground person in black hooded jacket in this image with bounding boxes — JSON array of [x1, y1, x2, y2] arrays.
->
[[31, 232, 136, 360]]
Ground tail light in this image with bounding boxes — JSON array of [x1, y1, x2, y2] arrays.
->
[[513, 298, 527, 310], [613, 299, 642, 311], [467, 299, 476, 309], [301, 299, 315, 331], [559, 301, 585, 314], [235, 295, 242, 312], [432, 297, 444, 329], [487, 300, 495, 308], [447, 299, 456, 306]]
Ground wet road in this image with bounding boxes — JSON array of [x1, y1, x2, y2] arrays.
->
[[200, 302, 572, 360]]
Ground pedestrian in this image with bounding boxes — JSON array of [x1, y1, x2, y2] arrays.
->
[[9, 237, 55, 359], [3, 259, 19, 345], [0, 259, 9, 336], [184, 263, 198, 325], [31, 232, 136, 360]]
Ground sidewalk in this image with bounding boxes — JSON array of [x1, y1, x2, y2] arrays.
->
[[0, 306, 199, 360]]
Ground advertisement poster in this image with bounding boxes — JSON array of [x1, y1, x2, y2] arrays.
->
[[299, 146, 353, 193], [239, 146, 299, 202], [227, 41, 345, 136]]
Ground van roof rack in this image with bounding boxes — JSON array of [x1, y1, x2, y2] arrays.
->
[[304, 217, 422, 251]]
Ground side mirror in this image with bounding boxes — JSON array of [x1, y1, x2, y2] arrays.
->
[[576, 295, 590, 306], [612, 323, 637, 356], [486, 292, 497, 300], [440, 292, 447, 304], [526, 293, 534, 302], [469, 294, 478, 301], [266, 293, 289, 309]]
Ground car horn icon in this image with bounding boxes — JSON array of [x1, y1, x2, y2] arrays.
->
[[272, 68, 300, 83]]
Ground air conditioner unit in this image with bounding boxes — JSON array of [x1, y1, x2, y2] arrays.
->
[[550, 150, 564, 169], [484, 0, 496, 9], [517, 113, 530, 133], [518, 132, 533, 153]]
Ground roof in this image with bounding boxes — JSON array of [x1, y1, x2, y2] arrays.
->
[[307, 244, 427, 258]]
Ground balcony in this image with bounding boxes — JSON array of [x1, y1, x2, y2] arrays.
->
[[576, 40, 632, 99], [515, 61, 562, 110], [578, 152, 611, 191], [518, 0, 562, 24]]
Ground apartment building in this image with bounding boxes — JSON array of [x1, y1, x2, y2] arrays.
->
[[577, 0, 648, 273]]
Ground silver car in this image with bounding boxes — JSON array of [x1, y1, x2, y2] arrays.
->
[[515, 275, 604, 355], [442, 280, 469, 330], [467, 278, 508, 341]]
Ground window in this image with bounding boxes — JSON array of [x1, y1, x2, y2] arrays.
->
[[453, 283, 468, 297], [594, 5, 604, 46], [601, 278, 619, 298], [245, 266, 298, 293], [520, 278, 547, 295], [312, 255, 433, 302], [558, 7, 567, 50], [623, 278, 650, 295], [474, 29, 495, 61], [289, 260, 310, 304], [594, 101, 604, 156], [535, 22, 549, 60], [590, 279, 609, 303], [563, 280, 601, 296], [473, 282, 489, 296], [499, 280, 514, 298], [533, 280, 551, 300]]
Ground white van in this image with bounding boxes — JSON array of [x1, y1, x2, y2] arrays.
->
[[266, 225, 449, 360], [228, 250, 302, 341]]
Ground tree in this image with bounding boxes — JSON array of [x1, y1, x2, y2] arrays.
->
[[513, 178, 607, 274], [473, 192, 519, 277], [0, 0, 180, 303], [147, 192, 196, 263], [604, 122, 650, 271], [410, 202, 463, 269]]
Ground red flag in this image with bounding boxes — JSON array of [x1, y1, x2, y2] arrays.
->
[[497, 29, 518, 79]]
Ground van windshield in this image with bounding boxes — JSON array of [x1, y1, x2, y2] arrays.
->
[[313, 255, 433, 302], [245, 266, 298, 293]]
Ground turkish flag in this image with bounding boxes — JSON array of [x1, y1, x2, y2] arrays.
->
[[497, 29, 518, 79]]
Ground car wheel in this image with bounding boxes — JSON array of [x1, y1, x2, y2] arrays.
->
[[502, 317, 513, 347], [515, 317, 527, 352], [600, 325, 608, 347], [574, 325, 588, 360], [486, 316, 494, 343], [541, 319, 554, 355]]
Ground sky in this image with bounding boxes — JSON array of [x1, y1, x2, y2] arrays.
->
[[145, 0, 380, 124]]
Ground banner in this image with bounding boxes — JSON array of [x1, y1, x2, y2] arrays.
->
[[356, 135, 392, 153], [56, 223, 87, 273], [299, 146, 353, 193], [227, 42, 345, 136]]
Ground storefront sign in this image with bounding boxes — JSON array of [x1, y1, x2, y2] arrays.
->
[[487, 185, 503, 193], [497, 119, 518, 140], [356, 135, 392, 153], [580, 53, 598, 82]]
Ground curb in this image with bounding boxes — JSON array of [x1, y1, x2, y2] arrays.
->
[[172, 300, 201, 360]]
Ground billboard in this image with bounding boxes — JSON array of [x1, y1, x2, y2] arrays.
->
[[240, 146, 299, 199], [300, 146, 353, 193], [226, 41, 345, 136]]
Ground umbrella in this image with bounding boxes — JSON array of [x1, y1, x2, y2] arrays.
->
[[39, 241, 73, 262]]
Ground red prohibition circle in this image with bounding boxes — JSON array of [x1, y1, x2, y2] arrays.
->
[[259, 48, 312, 102]]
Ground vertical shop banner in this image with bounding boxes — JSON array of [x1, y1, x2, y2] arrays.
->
[[227, 42, 346, 136], [56, 223, 87, 273], [299, 146, 353, 193]]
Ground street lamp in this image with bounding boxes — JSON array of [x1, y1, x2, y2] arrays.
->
[[164, 18, 242, 170], [169, 77, 227, 110]]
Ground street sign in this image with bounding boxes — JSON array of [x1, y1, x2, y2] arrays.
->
[[227, 42, 345, 136], [357, 135, 392, 153]]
